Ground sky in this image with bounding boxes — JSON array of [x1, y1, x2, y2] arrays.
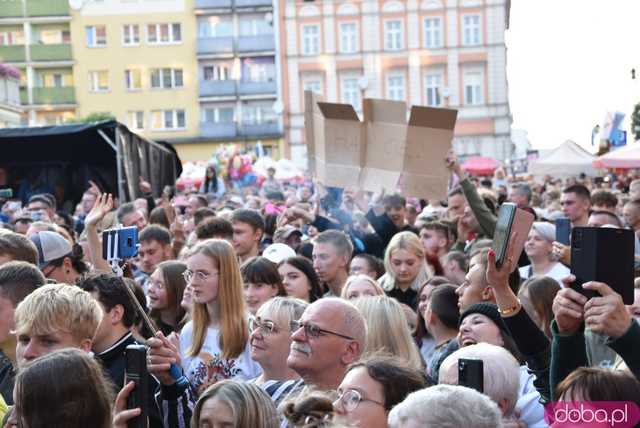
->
[[506, 0, 640, 152]]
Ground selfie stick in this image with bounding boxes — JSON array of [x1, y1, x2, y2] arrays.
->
[[104, 226, 183, 381]]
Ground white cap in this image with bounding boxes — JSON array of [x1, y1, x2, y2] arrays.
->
[[262, 243, 296, 264]]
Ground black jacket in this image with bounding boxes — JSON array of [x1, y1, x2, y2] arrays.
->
[[95, 332, 163, 428], [0, 350, 14, 405]]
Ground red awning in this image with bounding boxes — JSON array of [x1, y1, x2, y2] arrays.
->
[[461, 156, 499, 175]]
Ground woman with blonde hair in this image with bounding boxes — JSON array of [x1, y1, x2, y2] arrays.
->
[[340, 274, 385, 300], [379, 231, 431, 309], [353, 295, 424, 372], [179, 239, 261, 394], [189, 380, 279, 428]]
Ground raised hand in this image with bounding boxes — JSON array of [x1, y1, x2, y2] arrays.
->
[[112, 381, 141, 428], [139, 176, 152, 194], [552, 278, 587, 335], [445, 149, 463, 178], [583, 281, 632, 338], [85, 193, 113, 228], [147, 331, 181, 386]]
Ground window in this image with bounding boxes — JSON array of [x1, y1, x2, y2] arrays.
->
[[424, 17, 442, 48], [129, 111, 144, 130], [151, 109, 186, 130], [462, 14, 481, 46], [203, 63, 231, 81], [463, 70, 483, 105], [123, 25, 140, 45], [242, 102, 276, 124], [386, 74, 405, 101], [203, 106, 235, 123], [239, 16, 273, 36], [0, 30, 24, 45], [150, 68, 184, 89], [341, 76, 360, 110], [339, 22, 357, 54], [147, 23, 182, 44], [242, 58, 275, 82], [125, 69, 142, 90], [301, 25, 320, 56], [384, 20, 403, 51], [86, 25, 106, 47], [89, 70, 109, 92], [52, 74, 63, 88], [424, 72, 442, 106], [303, 79, 322, 94], [199, 17, 233, 38]]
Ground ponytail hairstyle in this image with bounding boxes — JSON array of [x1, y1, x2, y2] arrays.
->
[[187, 239, 248, 359]]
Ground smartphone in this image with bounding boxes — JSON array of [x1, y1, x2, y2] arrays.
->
[[102, 226, 139, 261], [458, 358, 484, 393], [0, 189, 12, 199], [570, 227, 635, 304], [124, 345, 149, 428], [555, 217, 571, 246], [30, 211, 44, 221], [492, 203, 534, 270]]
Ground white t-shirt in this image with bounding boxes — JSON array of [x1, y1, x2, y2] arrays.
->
[[180, 320, 262, 395], [519, 262, 570, 286]]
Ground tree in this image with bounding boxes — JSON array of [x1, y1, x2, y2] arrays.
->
[[632, 102, 640, 141], [66, 112, 115, 124]]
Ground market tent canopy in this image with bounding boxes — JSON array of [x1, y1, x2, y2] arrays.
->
[[593, 143, 640, 169], [0, 120, 181, 204], [462, 156, 499, 176], [529, 140, 597, 177]]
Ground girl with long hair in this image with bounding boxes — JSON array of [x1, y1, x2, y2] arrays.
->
[[180, 239, 261, 395], [149, 260, 188, 336]]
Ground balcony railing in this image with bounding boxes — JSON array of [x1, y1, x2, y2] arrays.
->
[[26, 0, 69, 16], [199, 79, 236, 97], [30, 44, 72, 61], [237, 36, 275, 53], [197, 37, 234, 55], [195, 0, 232, 8], [21, 86, 75, 105], [237, 80, 276, 95], [200, 122, 237, 138], [239, 121, 279, 137], [0, 45, 26, 62], [235, 0, 272, 7]]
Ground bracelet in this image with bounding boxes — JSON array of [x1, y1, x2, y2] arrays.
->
[[498, 299, 521, 317]]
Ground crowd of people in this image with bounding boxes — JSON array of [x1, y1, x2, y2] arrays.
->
[[0, 151, 639, 427]]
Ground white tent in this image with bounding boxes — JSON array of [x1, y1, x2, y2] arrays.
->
[[528, 140, 597, 177], [593, 143, 640, 169]]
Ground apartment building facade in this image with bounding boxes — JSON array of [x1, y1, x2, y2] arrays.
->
[[279, 0, 513, 167], [0, 0, 76, 126]]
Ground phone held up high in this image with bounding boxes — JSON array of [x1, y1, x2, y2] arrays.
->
[[492, 203, 534, 270], [102, 226, 139, 261], [458, 358, 484, 393], [555, 217, 571, 246], [125, 344, 149, 428]]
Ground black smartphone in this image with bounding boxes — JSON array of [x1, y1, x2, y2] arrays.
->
[[570, 227, 635, 304], [555, 217, 571, 246], [125, 345, 149, 428], [458, 358, 484, 393]]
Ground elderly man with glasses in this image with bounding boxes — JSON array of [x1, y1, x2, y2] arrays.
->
[[286, 297, 367, 391]]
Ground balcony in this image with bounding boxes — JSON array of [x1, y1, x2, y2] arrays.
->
[[200, 122, 237, 138], [237, 80, 276, 95], [21, 86, 75, 105], [0, 45, 26, 62], [30, 44, 72, 61], [235, 0, 272, 7], [26, 0, 69, 16], [195, 0, 232, 8], [0, 0, 23, 18], [239, 121, 279, 137], [199, 79, 236, 97], [197, 37, 234, 55], [237, 36, 275, 53]]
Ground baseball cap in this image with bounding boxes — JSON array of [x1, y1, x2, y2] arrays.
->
[[273, 225, 303, 244], [30, 231, 72, 269], [262, 243, 296, 264]]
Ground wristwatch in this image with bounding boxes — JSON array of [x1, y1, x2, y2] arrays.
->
[[498, 299, 521, 317]]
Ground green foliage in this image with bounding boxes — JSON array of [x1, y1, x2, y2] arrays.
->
[[66, 112, 115, 124]]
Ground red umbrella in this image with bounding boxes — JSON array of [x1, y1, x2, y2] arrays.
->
[[462, 156, 499, 176]]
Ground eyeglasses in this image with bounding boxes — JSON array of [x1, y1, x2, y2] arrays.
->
[[42, 264, 58, 278], [334, 389, 385, 412], [249, 317, 278, 335], [289, 320, 355, 341], [182, 269, 218, 283]]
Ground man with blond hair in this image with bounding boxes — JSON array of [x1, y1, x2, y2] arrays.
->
[[13, 283, 103, 368]]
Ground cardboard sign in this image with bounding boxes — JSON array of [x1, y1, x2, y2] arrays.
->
[[401, 106, 458, 200], [303, 91, 457, 199]]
